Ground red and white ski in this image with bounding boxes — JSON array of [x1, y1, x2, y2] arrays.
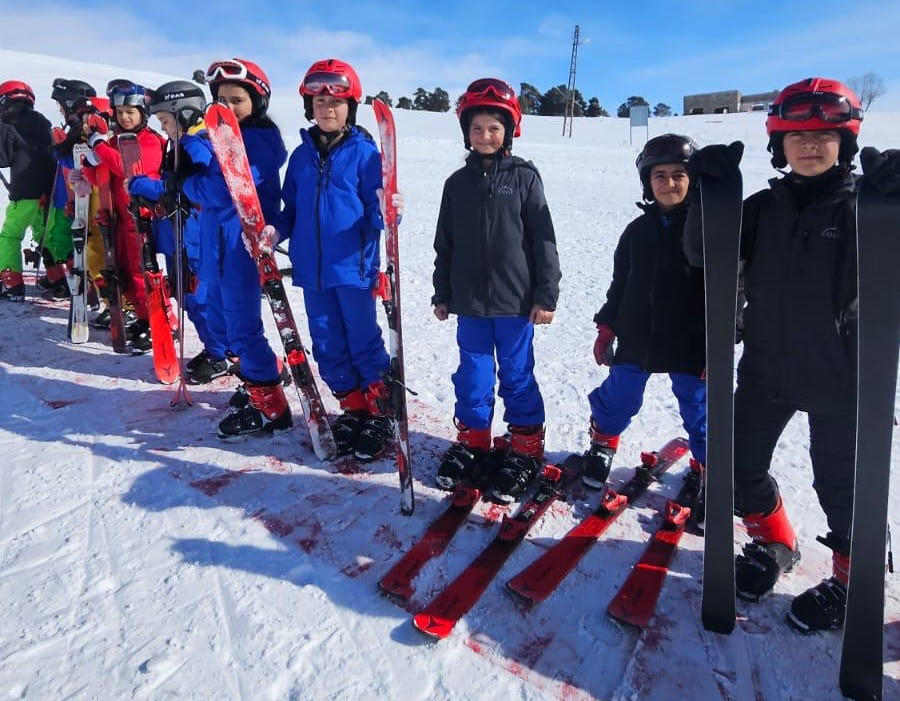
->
[[505, 437, 690, 605], [203, 103, 336, 462], [372, 99, 415, 516]]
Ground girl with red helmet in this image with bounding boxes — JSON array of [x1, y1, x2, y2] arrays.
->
[[266, 58, 396, 461], [432, 78, 561, 504], [684, 77, 899, 634], [79, 79, 166, 353], [0, 80, 55, 301], [170, 58, 292, 436]]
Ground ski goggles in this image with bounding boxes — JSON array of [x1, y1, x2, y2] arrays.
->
[[770, 93, 863, 124], [106, 79, 149, 107], [206, 59, 271, 96], [301, 71, 354, 98], [465, 78, 516, 102]]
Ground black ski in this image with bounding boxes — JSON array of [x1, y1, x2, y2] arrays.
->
[[838, 180, 900, 701], [698, 170, 743, 634]]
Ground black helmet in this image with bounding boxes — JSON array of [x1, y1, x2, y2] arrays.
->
[[636, 133, 696, 201], [149, 80, 207, 129], [51, 78, 97, 115]]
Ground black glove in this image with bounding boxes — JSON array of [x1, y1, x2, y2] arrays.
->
[[861, 147, 900, 195], [688, 141, 744, 180]]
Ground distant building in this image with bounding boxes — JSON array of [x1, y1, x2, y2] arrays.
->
[[683, 89, 780, 115]]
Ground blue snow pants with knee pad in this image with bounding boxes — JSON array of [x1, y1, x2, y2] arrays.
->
[[452, 316, 545, 431], [589, 363, 706, 464]]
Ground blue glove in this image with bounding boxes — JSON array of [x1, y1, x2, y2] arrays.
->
[[128, 174, 165, 202], [181, 133, 214, 167]]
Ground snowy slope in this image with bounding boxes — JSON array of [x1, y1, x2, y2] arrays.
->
[[1, 51, 898, 701]]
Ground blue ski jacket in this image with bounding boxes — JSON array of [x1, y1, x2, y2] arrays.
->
[[277, 126, 385, 291]]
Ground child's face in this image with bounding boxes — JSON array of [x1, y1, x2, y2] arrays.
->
[[115, 106, 142, 131], [468, 113, 505, 155], [156, 112, 180, 141], [313, 96, 349, 132], [783, 130, 840, 177], [217, 84, 254, 123], [649, 164, 690, 210]]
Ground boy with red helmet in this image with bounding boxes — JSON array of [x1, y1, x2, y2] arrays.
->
[[0, 80, 55, 300], [265, 58, 398, 461], [432, 78, 561, 504], [686, 77, 899, 633]]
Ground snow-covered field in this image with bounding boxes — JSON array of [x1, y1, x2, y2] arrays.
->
[[1, 50, 897, 701]]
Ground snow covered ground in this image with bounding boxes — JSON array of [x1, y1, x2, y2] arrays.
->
[[1, 50, 898, 701]]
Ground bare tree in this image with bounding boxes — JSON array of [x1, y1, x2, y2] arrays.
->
[[846, 72, 886, 110]]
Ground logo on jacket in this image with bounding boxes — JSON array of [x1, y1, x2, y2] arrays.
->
[[820, 226, 842, 239], [497, 185, 514, 195]]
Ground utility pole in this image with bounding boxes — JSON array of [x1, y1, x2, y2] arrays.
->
[[562, 25, 582, 138]]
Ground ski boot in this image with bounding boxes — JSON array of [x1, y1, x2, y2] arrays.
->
[[435, 421, 492, 491], [490, 425, 545, 504], [787, 536, 850, 633], [686, 458, 706, 533], [218, 380, 293, 438], [582, 420, 619, 489], [187, 350, 230, 385], [354, 380, 394, 462], [0, 269, 25, 302], [332, 388, 369, 456], [735, 496, 801, 602], [37, 262, 70, 299], [127, 318, 152, 355]]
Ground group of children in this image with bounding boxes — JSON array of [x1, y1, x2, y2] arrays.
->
[[1, 66, 897, 636]]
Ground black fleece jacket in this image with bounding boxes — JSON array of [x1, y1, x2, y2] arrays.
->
[[0, 106, 55, 201]]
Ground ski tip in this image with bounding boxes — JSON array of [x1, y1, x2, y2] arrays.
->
[[505, 579, 538, 606], [411, 613, 454, 640]]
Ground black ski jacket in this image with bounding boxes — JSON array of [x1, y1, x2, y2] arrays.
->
[[0, 106, 55, 201], [432, 152, 561, 317], [594, 202, 706, 375], [738, 169, 858, 412]]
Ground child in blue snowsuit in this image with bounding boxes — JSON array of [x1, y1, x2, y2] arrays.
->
[[431, 79, 561, 504], [272, 58, 394, 462], [179, 59, 290, 438]]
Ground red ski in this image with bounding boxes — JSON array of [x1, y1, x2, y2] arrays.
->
[[606, 464, 703, 628], [372, 100, 415, 516], [118, 133, 180, 384], [94, 166, 128, 353], [203, 103, 337, 462], [505, 437, 690, 605], [412, 464, 564, 640], [378, 484, 481, 600]]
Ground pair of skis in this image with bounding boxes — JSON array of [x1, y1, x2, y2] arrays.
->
[[118, 134, 180, 384], [697, 166, 899, 701], [203, 101, 415, 514], [381, 438, 690, 639]]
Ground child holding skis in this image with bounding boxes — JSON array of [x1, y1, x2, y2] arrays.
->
[[431, 78, 561, 504], [0, 80, 55, 301], [177, 58, 292, 436], [128, 80, 231, 384], [268, 58, 398, 461], [685, 77, 900, 633], [79, 79, 166, 353], [580, 134, 706, 499]]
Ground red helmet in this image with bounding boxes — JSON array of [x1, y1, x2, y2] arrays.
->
[[766, 77, 863, 169], [0, 80, 36, 109], [299, 59, 363, 124], [457, 78, 522, 150], [206, 58, 271, 114]]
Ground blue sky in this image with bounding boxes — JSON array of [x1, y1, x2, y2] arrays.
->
[[3, 0, 899, 113]]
